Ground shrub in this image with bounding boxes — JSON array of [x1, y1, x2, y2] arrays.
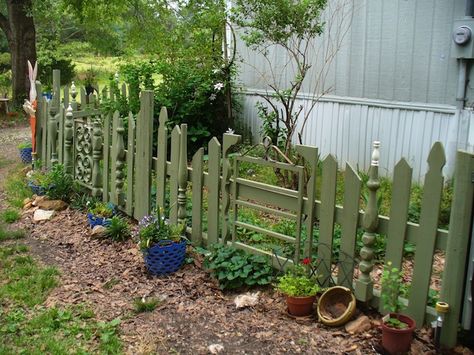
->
[[276, 262, 320, 297], [204, 244, 274, 290], [105, 216, 130, 242], [45, 165, 74, 202]]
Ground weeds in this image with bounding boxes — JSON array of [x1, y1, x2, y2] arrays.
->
[[1, 209, 20, 223], [133, 297, 162, 313], [0, 225, 25, 241]]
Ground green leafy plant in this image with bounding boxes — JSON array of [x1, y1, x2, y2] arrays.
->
[[105, 216, 131, 242], [276, 262, 320, 297], [1, 209, 20, 224], [137, 208, 184, 250], [381, 261, 408, 329], [204, 244, 274, 290], [45, 164, 74, 202], [88, 202, 114, 218], [17, 141, 32, 150]]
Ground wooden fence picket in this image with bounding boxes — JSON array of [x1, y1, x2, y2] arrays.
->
[[191, 148, 204, 246], [169, 125, 181, 224], [126, 112, 135, 216], [156, 107, 168, 211], [207, 137, 221, 245], [102, 112, 111, 203]]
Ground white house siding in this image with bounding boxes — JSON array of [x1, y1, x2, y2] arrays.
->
[[235, 0, 474, 180]]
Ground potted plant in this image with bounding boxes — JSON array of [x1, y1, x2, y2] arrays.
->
[[137, 209, 187, 275], [380, 261, 416, 354], [276, 259, 320, 317], [87, 201, 115, 228], [18, 141, 32, 164], [27, 168, 51, 196]]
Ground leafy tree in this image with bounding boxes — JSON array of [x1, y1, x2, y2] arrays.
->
[[232, 0, 353, 187]]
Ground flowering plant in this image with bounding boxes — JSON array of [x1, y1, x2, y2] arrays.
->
[[276, 260, 320, 297], [136, 208, 185, 250]]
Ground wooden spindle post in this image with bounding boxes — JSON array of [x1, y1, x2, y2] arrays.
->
[[92, 119, 103, 198], [221, 132, 241, 242], [64, 104, 74, 174], [115, 115, 126, 207], [70, 81, 78, 111], [177, 124, 188, 229], [355, 141, 380, 302], [48, 105, 59, 166]]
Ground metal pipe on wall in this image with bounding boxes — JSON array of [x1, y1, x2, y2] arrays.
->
[[456, 59, 468, 110]]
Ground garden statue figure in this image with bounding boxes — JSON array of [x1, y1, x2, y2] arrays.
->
[[22, 60, 38, 167]]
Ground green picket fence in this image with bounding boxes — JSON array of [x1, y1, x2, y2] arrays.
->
[[33, 70, 474, 348]]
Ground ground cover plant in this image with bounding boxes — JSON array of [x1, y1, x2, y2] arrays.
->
[[1, 209, 20, 224]]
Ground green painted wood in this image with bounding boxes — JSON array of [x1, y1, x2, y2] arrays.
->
[[48, 105, 59, 167], [92, 119, 103, 198], [80, 87, 86, 107], [63, 86, 69, 109], [379, 158, 412, 313], [134, 91, 154, 219], [177, 124, 188, 227], [221, 133, 241, 242], [337, 163, 362, 289], [110, 111, 120, 204], [441, 151, 474, 347], [126, 112, 135, 216], [52, 69, 60, 111], [207, 137, 221, 245], [34, 82, 43, 164], [231, 159, 239, 245], [58, 105, 64, 164], [169, 125, 181, 224], [355, 142, 381, 302], [295, 144, 318, 258], [64, 104, 74, 174], [294, 167, 305, 263], [156, 107, 168, 211], [407, 142, 446, 327], [191, 148, 204, 246], [102, 112, 111, 203], [115, 113, 126, 207], [41, 99, 48, 165], [318, 155, 337, 287]]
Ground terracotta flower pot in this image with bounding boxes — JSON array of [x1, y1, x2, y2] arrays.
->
[[286, 295, 316, 317], [381, 313, 416, 354]]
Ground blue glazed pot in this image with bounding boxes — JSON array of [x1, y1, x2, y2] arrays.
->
[[19, 147, 32, 164], [143, 239, 187, 275], [28, 181, 47, 196], [87, 213, 112, 228]]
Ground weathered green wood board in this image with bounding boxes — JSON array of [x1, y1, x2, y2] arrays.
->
[[191, 148, 204, 245], [169, 126, 181, 224], [126, 113, 135, 216], [441, 150, 474, 346], [110, 111, 120, 204], [337, 163, 361, 289], [134, 91, 154, 219], [207, 137, 221, 245], [318, 155, 338, 286], [156, 107, 168, 211], [407, 142, 445, 326], [102, 113, 111, 203]]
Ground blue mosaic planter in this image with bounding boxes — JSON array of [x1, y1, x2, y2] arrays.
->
[[87, 213, 112, 228], [28, 181, 47, 196], [143, 239, 187, 275], [19, 147, 32, 164]]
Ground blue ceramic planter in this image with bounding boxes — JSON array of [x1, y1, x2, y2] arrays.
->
[[143, 239, 187, 275]]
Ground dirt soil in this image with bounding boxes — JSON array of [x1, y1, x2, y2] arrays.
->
[[0, 126, 459, 355]]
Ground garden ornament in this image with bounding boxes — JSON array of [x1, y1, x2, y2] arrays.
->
[[23, 60, 38, 167]]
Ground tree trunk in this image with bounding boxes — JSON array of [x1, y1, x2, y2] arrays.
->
[[0, 0, 36, 106]]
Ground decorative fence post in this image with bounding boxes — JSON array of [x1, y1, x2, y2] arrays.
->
[[92, 119, 103, 198], [48, 104, 59, 166], [70, 81, 78, 111], [355, 141, 380, 302], [64, 104, 74, 174], [221, 132, 241, 243], [177, 124, 188, 228]]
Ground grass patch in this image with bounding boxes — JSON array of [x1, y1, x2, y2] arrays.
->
[[133, 297, 161, 313], [0, 244, 123, 354], [1, 209, 21, 223], [4, 170, 31, 209], [0, 225, 25, 241]]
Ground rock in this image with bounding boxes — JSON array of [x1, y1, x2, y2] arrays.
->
[[32, 195, 47, 206], [23, 202, 33, 210], [234, 291, 260, 309], [35, 199, 68, 211], [33, 209, 55, 221], [91, 225, 107, 237], [23, 197, 33, 206], [410, 339, 425, 355], [208, 344, 224, 354], [22, 166, 32, 175], [345, 315, 371, 334]]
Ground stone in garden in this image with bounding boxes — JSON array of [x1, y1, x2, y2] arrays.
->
[[23, 202, 33, 210], [33, 209, 54, 221], [344, 315, 371, 334], [234, 291, 260, 309], [208, 344, 224, 354], [23, 197, 32, 206], [32, 195, 47, 206], [35, 199, 68, 211], [91, 225, 107, 237]]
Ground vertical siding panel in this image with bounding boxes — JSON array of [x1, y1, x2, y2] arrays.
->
[[348, 0, 367, 98], [363, 0, 382, 98]]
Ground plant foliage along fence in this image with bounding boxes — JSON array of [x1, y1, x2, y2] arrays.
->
[[33, 70, 474, 348]]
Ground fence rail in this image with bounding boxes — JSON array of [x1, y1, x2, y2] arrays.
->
[[32, 70, 474, 348]]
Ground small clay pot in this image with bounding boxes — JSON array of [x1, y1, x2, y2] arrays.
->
[[381, 313, 416, 354], [286, 295, 316, 317]]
